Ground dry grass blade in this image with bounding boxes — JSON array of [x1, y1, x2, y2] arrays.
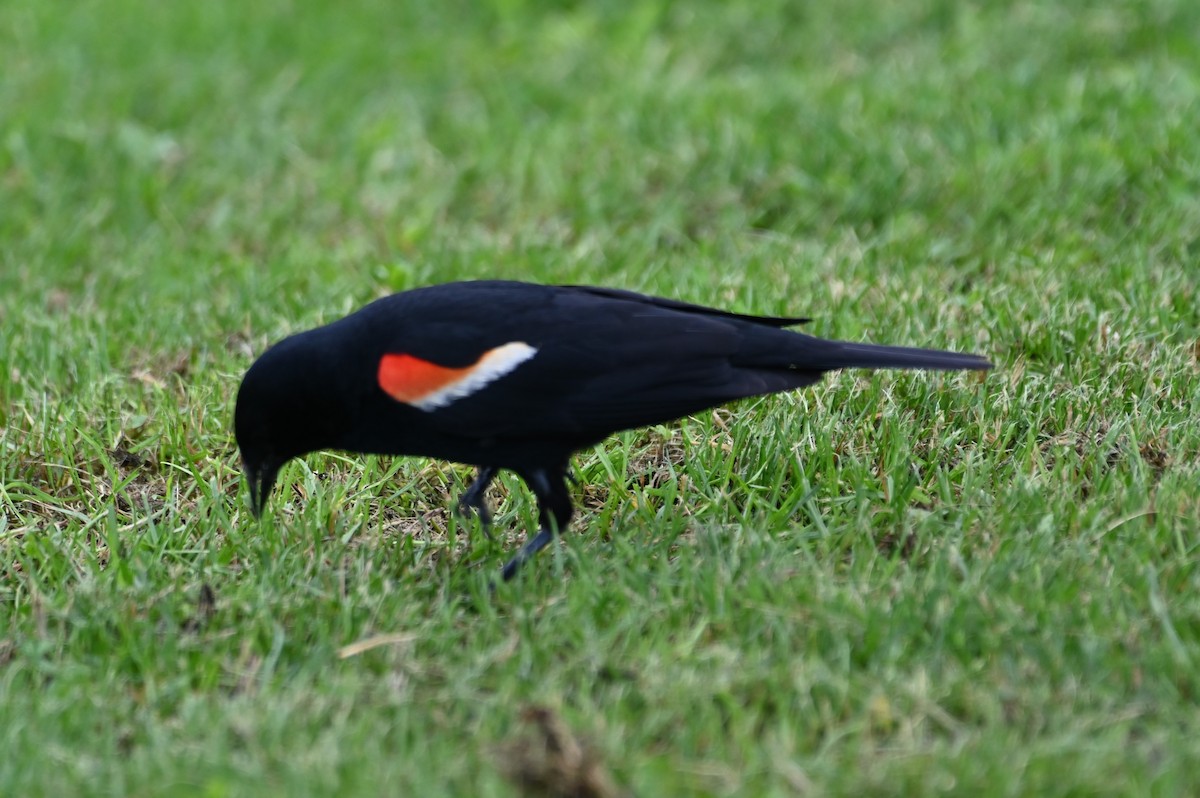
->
[[336, 633, 418, 659]]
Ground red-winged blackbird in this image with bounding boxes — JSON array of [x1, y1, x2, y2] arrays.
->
[[235, 280, 991, 581]]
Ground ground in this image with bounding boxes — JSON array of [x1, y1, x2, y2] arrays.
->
[[2, 0, 1199, 795]]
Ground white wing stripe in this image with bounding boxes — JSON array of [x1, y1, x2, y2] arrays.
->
[[412, 342, 538, 411]]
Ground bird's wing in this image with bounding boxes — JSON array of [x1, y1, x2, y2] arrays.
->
[[563, 285, 810, 328], [364, 283, 815, 440]]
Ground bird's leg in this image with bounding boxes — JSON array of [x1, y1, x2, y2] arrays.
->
[[499, 466, 573, 582], [498, 527, 557, 582], [456, 465, 497, 533]]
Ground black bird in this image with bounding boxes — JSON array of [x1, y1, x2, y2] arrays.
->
[[235, 280, 991, 581]]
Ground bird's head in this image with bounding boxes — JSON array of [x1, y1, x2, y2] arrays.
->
[[234, 331, 355, 518]]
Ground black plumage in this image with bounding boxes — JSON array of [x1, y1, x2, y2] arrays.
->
[[235, 280, 991, 581]]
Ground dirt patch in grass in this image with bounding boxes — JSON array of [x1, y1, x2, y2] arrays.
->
[[876, 529, 919, 560], [495, 705, 626, 798], [1137, 429, 1171, 478], [627, 427, 688, 491]]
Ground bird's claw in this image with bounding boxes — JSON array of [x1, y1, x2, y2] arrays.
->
[[456, 494, 493, 537]]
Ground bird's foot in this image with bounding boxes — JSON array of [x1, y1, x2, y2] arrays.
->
[[456, 494, 493, 537], [498, 527, 557, 582]]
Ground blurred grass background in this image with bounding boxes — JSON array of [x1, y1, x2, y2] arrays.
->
[[2, 0, 1199, 795]]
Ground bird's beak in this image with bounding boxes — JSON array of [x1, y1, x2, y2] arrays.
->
[[246, 463, 279, 519]]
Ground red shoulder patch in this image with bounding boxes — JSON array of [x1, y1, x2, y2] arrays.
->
[[377, 342, 538, 411], [377, 354, 471, 405]]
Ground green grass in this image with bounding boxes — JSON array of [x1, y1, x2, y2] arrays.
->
[[3, 0, 1200, 794]]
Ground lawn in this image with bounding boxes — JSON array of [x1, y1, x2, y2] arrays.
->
[[2, 0, 1199, 795]]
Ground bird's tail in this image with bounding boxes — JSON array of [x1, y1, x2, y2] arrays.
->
[[813, 340, 993, 371]]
